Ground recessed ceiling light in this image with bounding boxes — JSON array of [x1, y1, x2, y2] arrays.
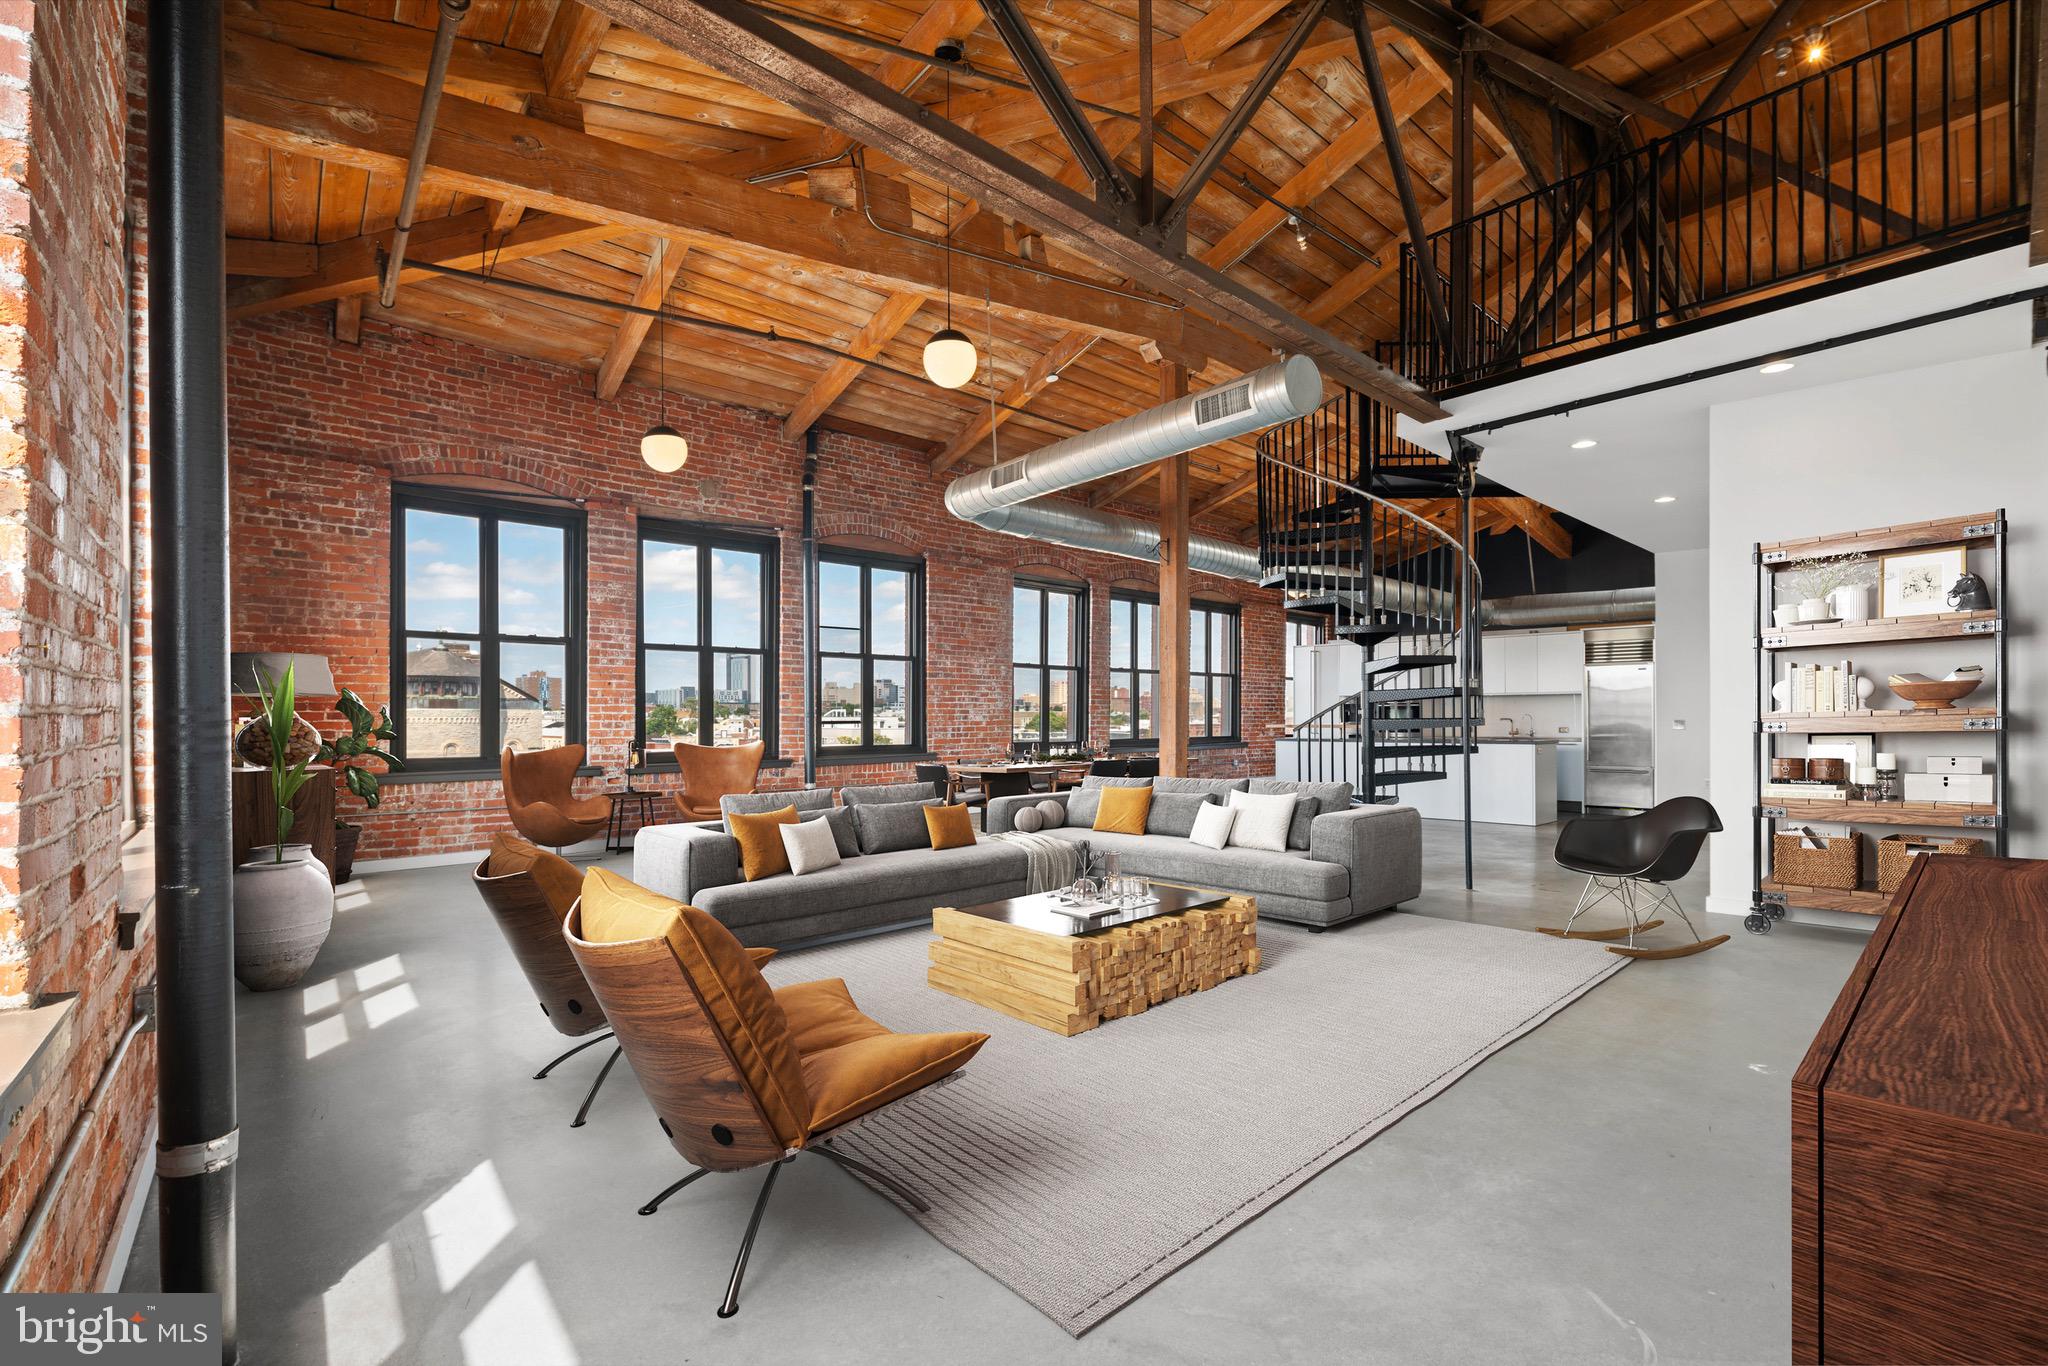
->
[[1653, 495, 1677, 504], [1570, 438, 1598, 449], [1759, 360, 1796, 374]]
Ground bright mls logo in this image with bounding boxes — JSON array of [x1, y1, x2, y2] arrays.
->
[[3, 1295, 220, 1364]]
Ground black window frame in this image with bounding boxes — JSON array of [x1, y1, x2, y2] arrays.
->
[[812, 545, 926, 759], [635, 519, 781, 765], [1189, 601, 1243, 743], [389, 484, 586, 774], [1107, 589, 1159, 748], [1010, 577, 1088, 752]]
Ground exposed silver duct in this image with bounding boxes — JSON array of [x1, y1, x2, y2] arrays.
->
[[944, 355, 1323, 523], [968, 498, 1262, 580], [1482, 586, 1656, 628]]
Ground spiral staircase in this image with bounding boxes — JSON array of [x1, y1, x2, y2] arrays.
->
[[1255, 387, 1483, 885]]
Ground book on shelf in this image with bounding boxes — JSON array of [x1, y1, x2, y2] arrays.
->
[[1763, 783, 1851, 801], [1782, 659, 1861, 715]]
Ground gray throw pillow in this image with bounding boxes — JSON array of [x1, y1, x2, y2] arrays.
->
[[1249, 779, 1354, 850], [840, 781, 938, 807], [1080, 775, 1154, 789], [851, 799, 941, 854], [721, 788, 833, 828], [1065, 787, 1102, 826], [1153, 776, 1249, 798], [1145, 791, 1219, 838], [1012, 805, 1045, 833], [799, 805, 859, 858], [1036, 798, 1067, 828]]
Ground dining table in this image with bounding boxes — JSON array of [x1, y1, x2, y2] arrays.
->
[[949, 762, 1064, 802]]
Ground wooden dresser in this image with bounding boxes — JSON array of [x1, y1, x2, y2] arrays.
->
[[1793, 855, 2048, 1364]]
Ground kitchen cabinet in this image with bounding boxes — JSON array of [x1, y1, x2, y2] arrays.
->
[[1481, 631, 1583, 696], [1536, 631, 1584, 693], [1556, 742, 1584, 804]]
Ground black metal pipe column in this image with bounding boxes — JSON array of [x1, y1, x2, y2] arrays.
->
[[148, 1, 238, 1355]]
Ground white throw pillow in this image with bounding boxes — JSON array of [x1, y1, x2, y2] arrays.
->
[[1188, 801, 1237, 850], [779, 815, 842, 875], [1225, 790, 1296, 852], [1036, 799, 1067, 828]]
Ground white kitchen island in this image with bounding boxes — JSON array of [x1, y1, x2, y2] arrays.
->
[[1400, 738, 1560, 826]]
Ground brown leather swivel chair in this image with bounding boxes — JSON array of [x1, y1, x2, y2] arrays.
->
[[670, 739, 764, 821], [501, 744, 611, 848], [566, 867, 988, 1318], [472, 833, 620, 1126]]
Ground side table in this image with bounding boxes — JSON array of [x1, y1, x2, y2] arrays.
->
[[605, 788, 661, 854]]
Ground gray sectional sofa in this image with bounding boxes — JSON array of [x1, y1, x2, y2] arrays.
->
[[631, 777, 1421, 948]]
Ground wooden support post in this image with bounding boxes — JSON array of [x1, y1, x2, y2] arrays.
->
[[2027, 0, 2047, 265], [1157, 360, 1190, 778]]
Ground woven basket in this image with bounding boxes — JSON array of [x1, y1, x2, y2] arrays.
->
[[1876, 834, 1987, 893], [1772, 831, 1862, 890]]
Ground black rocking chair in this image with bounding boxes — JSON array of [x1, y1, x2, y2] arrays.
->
[[1545, 797, 1729, 959]]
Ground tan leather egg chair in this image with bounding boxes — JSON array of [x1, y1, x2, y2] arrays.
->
[[565, 868, 988, 1318], [472, 833, 622, 1127], [500, 744, 612, 849], [669, 739, 765, 821]]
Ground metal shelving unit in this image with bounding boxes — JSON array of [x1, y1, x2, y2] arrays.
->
[[1748, 511, 2007, 934]]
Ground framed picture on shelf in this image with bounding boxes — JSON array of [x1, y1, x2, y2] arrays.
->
[[1879, 545, 1967, 617], [1807, 735, 1875, 774]]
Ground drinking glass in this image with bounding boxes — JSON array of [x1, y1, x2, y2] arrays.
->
[[1071, 877, 1099, 904]]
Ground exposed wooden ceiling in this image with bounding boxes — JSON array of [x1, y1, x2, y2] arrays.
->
[[220, 0, 2011, 536]]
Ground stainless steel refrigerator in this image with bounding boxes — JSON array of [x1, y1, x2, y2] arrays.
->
[[1584, 661, 1655, 810]]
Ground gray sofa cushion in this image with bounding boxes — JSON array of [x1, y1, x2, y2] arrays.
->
[[799, 805, 859, 858], [852, 798, 941, 854], [1036, 827, 1348, 903], [1144, 791, 1219, 837], [1250, 779, 1355, 850], [695, 842, 1029, 931], [1064, 787, 1101, 826], [1153, 776, 1249, 797], [721, 788, 834, 826], [1080, 775, 1154, 789], [841, 781, 937, 807]]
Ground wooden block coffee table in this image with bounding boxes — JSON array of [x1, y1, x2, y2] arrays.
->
[[929, 884, 1258, 1036]]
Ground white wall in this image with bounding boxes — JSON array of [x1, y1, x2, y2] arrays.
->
[[1477, 693, 1580, 738], [1654, 548, 1710, 805], [1706, 342, 2046, 926]]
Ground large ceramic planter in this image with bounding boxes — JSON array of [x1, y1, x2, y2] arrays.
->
[[233, 854, 335, 991]]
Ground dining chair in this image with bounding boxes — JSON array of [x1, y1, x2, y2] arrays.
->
[[1086, 758, 1128, 779], [565, 868, 988, 1317], [1124, 757, 1161, 779], [1052, 763, 1090, 792], [672, 739, 765, 821], [1545, 796, 1728, 958], [912, 763, 951, 802], [501, 744, 612, 850]]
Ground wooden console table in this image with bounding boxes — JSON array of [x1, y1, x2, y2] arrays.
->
[[1793, 854, 2048, 1364], [232, 763, 336, 874]]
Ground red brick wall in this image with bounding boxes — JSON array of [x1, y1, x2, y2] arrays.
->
[[0, 0, 157, 1291], [226, 310, 1285, 862]]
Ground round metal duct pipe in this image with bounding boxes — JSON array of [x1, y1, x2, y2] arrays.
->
[[1482, 586, 1655, 628], [944, 356, 1322, 523], [964, 498, 1262, 581]]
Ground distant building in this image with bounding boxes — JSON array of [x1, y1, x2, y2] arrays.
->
[[405, 642, 546, 755]]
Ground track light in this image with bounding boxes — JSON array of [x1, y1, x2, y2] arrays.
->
[[1288, 214, 1310, 251], [1803, 27, 1826, 64]]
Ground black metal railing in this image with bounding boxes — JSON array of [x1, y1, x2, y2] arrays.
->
[[1254, 387, 1479, 803], [1394, 0, 2027, 390]]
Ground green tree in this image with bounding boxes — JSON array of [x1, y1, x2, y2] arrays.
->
[[647, 703, 681, 738]]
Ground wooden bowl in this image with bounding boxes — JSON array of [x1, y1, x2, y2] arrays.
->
[[1887, 676, 1983, 711], [1771, 757, 1808, 781], [1807, 758, 1847, 782]]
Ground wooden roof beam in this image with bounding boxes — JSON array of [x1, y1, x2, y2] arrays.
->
[[576, 1, 1442, 418], [221, 31, 1251, 367], [1192, 470, 1257, 518], [227, 208, 620, 318], [1302, 155, 1523, 324], [595, 240, 688, 400], [929, 331, 1096, 472], [227, 237, 316, 277], [778, 291, 926, 441], [541, 2, 610, 99], [1181, 1, 1293, 64], [1550, 1, 1720, 72], [223, 0, 543, 102], [1487, 497, 1573, 558]]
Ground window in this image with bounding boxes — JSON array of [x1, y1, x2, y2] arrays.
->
[[1108, 591, 1158, 742], [1012, 579, 1085, 750], [638, 524, 777, 760], [1284, 614, 1322, 728], [815, 548, 923, 755], [1190, 602, 1241, 741], [393, 487, 584, 769], [1108, 591, 1240, 743]]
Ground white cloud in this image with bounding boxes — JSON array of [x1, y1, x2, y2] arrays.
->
[[408, 561, 479, 602], [643, 545, 698, 594]]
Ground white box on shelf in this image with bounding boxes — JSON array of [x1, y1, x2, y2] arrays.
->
[[1924, 755, 1987, 774], [1902, 772, 1995, 803]]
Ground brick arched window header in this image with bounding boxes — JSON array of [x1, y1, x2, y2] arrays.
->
[[383, 444, 589, 505]]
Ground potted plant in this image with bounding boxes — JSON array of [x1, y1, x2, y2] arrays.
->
[[232, 662, 336, 991], [1780, 552, 1872, 622], [316, 688, 402, 884]]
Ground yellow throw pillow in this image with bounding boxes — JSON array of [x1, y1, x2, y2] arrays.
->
[[924, 801, 977, 850], [578, 866, 683, 943], [730, 805, 799, 881], [1093, 784, 1152, 835]]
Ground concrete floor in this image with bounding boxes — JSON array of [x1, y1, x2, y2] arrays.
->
[[124, 819, 1865, 1365]]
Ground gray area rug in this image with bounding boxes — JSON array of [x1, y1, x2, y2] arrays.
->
[[763, 912, 1626, 1336]]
